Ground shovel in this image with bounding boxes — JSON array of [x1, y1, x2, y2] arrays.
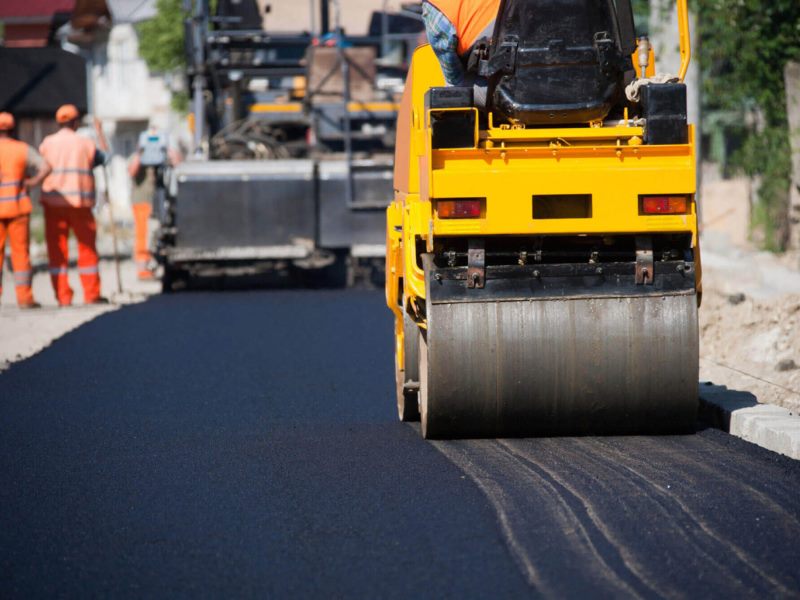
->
[[99, 164, 123, 296]]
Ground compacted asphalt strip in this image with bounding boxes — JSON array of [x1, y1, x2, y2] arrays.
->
[[1, 290, 799, 598]]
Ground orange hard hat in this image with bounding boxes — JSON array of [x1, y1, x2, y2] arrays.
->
[[56, 104, 80, 124], [0, 112, 14, 131]]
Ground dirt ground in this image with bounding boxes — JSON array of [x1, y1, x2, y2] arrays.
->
[[698, 174, 800, 411], [699, 274, 800, 411]]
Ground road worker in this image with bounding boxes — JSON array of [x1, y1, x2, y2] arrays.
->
[[422, 0, 502, 86], [128, 126, 182, 280], [0, 112, 52, 309], [39, 105, 109, 306]]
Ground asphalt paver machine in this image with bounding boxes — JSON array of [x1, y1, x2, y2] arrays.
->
[[159, 0, 423, 288], [386, 0, 701, 438]]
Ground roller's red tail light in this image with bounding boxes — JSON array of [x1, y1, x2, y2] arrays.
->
[[436, 199, 483, 219], [640, 195, 689, 215]]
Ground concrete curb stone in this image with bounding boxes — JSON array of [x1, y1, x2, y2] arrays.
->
[[699, 382, 800, 460]]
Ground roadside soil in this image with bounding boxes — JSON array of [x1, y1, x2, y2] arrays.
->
[[699, 249, 800, 412], [698, 173, 800, 411]]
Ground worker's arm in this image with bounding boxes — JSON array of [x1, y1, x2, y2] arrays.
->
[[23, 146, 52, 188], [167, 147, 183, 167], [93, 117, 110, 153], [422, 2, 466, 86], [128, 152, 142, 178]]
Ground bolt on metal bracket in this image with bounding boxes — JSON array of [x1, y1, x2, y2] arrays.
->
[[467, 239, 486, 289], [635, 235, 654, 285]]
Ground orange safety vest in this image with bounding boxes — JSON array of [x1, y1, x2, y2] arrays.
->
[[39, 128, 97, 208], [0, 138, 32, 219], [427, 0, 502, 56]]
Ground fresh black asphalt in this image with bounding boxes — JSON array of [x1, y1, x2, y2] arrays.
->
[[1, 290, 799, 598]]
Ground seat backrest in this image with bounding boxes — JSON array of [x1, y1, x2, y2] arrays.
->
[[485, 0, 636, 125]]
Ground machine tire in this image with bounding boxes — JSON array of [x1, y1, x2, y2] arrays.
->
[[162, 264, 188, 294], [161, 266, 175, 294], [396, 312, 421, 422], [419, 327, 431, 437]]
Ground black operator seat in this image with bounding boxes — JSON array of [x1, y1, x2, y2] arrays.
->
[[480, 0, 637, 125]]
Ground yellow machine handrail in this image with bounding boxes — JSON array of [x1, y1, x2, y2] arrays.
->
[[677, 0, 692, 82]]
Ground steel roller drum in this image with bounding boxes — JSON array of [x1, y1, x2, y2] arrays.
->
[[419, 294, 699, 439]]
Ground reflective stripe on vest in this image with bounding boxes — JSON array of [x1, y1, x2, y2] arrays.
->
[[41, 190, 96, 200], [52, 168, 94, 174], [14, 269, 32, 286], [0, 138, 32, 217], [39, 129, 97, 208], [426, 0, 501, 56], [0, 180, 24, 201]]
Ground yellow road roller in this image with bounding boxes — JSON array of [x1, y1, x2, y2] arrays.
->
[[386, 0, 701, 438]]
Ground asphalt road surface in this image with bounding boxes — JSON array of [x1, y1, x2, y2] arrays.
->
[[1, 290, 799, 598]]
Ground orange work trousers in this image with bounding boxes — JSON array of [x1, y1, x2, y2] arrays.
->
[[132, 203, 152, 276], [0, 214, 35, 306], [44, 205, 101, 305]]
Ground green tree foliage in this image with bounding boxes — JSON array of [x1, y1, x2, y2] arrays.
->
[[631, 0, 650, 32], [137, 0, 220, 112], [696, 0, 800, 250], [137, 0, 187, 73]]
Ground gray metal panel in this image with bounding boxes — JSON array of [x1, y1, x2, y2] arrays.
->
[[166, 244, 313, 261], [318, 160, 392, 249], [174, 160, 316, 257], [176, 160, 314, 177]]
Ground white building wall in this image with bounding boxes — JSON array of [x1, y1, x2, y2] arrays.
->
[[94, 24, 171, 125]]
